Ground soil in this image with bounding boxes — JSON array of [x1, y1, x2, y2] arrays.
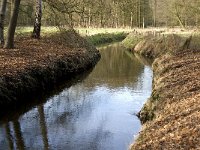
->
[[0, 30, 100, 109], [128, 34, 200, 149]]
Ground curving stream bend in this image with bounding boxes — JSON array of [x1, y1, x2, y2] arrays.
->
[[0, 43, 152, 150]]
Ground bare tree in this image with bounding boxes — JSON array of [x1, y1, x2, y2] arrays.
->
[[153, 0, 157, 27], [0, 0, 7, 45], [4, 0, 21, 49], [32, 0, 42, 39]]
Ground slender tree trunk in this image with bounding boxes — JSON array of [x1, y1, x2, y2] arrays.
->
[[138, 0, 141, 28], [10, 0, 14, 17], [0, 0, 7, 45], [135, 2, 138, 27], [32, 0, 42, 39], [130, 11, 133, 28], [143, 17, 145, 29], [123, 11, 125, 28], [182, 0, 187, 27], [153, 0, 157, 27], [115, 11, 118, 28], [88, 8, 91, 28], [69, 13, 73, 28], [174, 4, 185, 28], [196, 14, 198, 27], [4, 0, 21, 49], [100, 13, 103, 28]]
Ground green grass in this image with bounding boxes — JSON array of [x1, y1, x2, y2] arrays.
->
[[122, 33, 144, 49], [15, 26, 59, 36], [13, 26, 200, 37], [86, 32, 128, 46], [75, 28, 132, 36], [13, 26, 131, 46], [14, 26, 132, 36]]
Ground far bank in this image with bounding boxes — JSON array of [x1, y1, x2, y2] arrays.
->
[[123, 32, 200, 149]]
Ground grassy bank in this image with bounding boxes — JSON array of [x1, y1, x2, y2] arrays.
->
[[86, 32, 128, 46], [122, 32, 144, 50], [15, 27, 130, 46], [123, 33, 200, 149], [0, 30, 100, 109], [15, 26, 131, 36]]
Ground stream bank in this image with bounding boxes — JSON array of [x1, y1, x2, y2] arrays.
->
[[123, 33, 200, 149], [0, 30, 100, 109]]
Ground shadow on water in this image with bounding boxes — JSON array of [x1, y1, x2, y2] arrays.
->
[[0, 68, 94, 150], [0, 68, 93, 123], [0, 43, 153, 150]]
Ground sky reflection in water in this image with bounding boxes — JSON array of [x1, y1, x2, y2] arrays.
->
[[0, 43, 152, 150]]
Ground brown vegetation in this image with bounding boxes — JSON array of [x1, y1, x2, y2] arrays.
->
[[0, 30, 100, 108], [129, 34, 200, 149]]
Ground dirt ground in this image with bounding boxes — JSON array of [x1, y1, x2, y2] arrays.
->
[[130, 35, 200, 149], [0, 30, 100, 106]]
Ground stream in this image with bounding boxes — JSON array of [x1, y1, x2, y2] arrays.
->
[[0, 43, 152, 150]]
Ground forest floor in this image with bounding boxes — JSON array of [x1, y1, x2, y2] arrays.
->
[[0, 30, 100, 108], [122, 33, 200, 149]]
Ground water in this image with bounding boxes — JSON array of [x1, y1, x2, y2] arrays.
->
[[0, 43, 152, 150]]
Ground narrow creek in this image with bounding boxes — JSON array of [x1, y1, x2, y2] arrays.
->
[[0, 43, 152, 150]]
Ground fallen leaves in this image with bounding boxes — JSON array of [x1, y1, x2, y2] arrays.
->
[[0, 30, 100, 105], [132, 38, 200, 149], [0, 30, 93, 77]]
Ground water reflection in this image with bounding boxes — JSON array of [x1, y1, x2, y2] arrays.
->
[[5, 123, 14, 150], [38, 105, 49, 150], [0, 43, 152, 150], [13, 120, 25, 150], [88, 44, 144, 88]]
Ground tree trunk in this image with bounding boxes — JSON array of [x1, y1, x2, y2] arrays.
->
[[138, 0, 141, 28], [10, 0, 14, 17], [130, 11, 133, 28], [142, 17, 145, 29], [32, 0, 42, 39], [4, 0, 21, 49], [196, 14, 198, 27], [88, 8, 91, 28], [0, 0, 7, 45], [100, 13, 103, 28], [153, 0, 157, 27], [174, 4, 185, 28]]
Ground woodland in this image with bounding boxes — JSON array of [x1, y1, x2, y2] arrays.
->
[[0, 1, 200, 149], [0, 0, 200, 49]]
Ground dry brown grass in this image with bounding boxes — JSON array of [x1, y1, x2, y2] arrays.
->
[[132, 35, 200, 149]]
